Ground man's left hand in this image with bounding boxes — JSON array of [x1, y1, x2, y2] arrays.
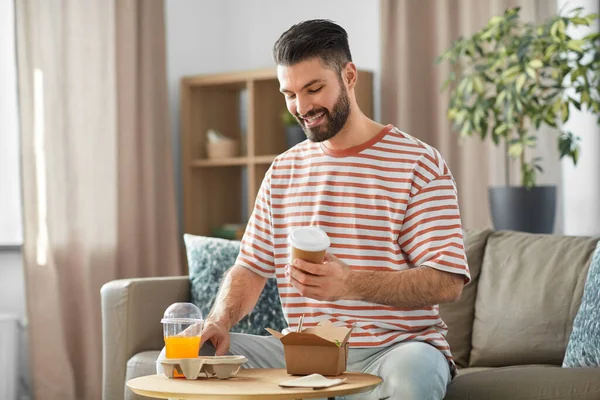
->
[[286, 252, 354, 301]]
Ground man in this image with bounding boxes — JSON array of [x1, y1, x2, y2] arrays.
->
[[159, 19, 470, 400]]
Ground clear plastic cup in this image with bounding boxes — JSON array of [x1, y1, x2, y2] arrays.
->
[[161, 303, 204, 362]]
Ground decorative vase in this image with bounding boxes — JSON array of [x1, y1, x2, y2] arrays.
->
[[488, 186, 557, 233]]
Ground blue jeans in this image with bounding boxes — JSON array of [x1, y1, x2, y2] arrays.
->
[[157, 334, 451, 400]]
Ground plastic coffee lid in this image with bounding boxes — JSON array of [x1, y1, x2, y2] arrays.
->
[[161, 302, 204, 324], [288, 226, 331, 252]]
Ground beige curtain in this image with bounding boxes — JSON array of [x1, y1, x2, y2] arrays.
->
[[380, 0, 558, 229], [15, 1, 181, 399]]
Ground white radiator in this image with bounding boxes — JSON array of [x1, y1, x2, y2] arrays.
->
[[0, 314, 18, 400]]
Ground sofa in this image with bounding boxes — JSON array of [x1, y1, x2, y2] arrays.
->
[[101, 229, 600, 400]]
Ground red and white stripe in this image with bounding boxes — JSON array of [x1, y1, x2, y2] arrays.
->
[[236, 125, 470, 372]]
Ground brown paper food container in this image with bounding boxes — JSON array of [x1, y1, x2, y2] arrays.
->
[[265, 320, 354, 376]]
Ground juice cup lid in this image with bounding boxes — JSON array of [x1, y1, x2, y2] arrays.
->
[[161, 302, 203, 324]]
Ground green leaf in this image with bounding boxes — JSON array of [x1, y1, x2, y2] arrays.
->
[[447, 108, 458, 120], [515, 97, 523, 113], [557, 19, 566, 40], [526, 135, 537, 147], [571, 67, 583, 83], [494, 124, 509, 136], [544, 44, 558, 59], [571, 17, 589, 26], [583, 32, 600, 41], [526, 67, 536, 79], [581, 91, 590, 105], [515, 74, 527, 93], [473, 106, 483, 127], [558, 132, 581, 165], [455, 109, 468, 125], [489, 16, 503, 25], [508, 142, 524, 158], [569, 98, 581, 110], [480, 29, 493, 41], [561, 102, 569, 124], [528, 59, 543, 69], [503, 65, 521, 81], [567, 40, 585, 53], [495, 90, 507, 107], [473, 76, 484, 94], [460, 120, 472, 137], [457, 78, 469, 94], [544, 111, 557, 127], [480, 120, 489, 139], [550, 20, 559, 40], [552, 99, 562, 114], [584, 14, 599, 25]]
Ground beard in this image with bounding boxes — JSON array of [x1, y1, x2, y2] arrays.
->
[[296, 86, 351, 143]]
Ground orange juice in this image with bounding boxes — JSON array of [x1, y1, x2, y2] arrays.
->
[[164, 336, 202, 358], [165, 336, 201, 377]]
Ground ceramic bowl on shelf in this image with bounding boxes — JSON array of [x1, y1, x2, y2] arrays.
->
[[206, 139, 238, 159]]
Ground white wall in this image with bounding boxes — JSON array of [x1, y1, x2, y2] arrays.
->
[[0, 0, 23, 246], [0, 251, 31, 400], [165, 0, 381, 231], [558, 0, 600, 236], [0, 0, 31, 398]]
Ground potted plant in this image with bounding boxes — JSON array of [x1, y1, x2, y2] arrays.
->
[[281, 109, 306, 148], [437, 6, 600, 233]]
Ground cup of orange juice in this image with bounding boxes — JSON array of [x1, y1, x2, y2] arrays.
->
[[161, 303, 204, 377]]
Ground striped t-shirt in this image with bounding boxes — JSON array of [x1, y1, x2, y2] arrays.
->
[[236, 124, 471, 373]]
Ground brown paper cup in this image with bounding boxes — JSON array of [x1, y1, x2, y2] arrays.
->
[[289, 226, 330, 265], [291, 246, 327, 264]]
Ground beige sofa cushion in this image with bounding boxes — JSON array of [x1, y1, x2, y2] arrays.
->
[[439, 229, 492, 368], [125, 350, 160, 400], [470, 231, 598, 367], [446, 365, 600, 400]]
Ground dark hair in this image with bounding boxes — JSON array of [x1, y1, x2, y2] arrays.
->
[[273, 19, 352, 74]]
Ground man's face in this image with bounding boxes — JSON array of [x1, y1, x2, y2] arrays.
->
[[278, 58, 350, 143]]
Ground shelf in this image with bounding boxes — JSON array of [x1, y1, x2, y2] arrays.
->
[[181, 68, 373, 237], [184, 68, 277, 87], [190, 155, 277, 168], [191, 157, 250, 167], [254, 155, 277, 164]]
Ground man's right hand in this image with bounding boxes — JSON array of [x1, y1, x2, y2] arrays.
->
[[200, 319, 231, 356]]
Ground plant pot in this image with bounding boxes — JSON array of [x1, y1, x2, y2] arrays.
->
[[488, 186, 556, 234], [285, 125, 306, 149]]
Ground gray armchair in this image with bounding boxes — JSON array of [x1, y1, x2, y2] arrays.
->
[[101, 276, 189, 400]]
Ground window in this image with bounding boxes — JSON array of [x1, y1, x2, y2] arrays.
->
[[0, 0, 23, 247]]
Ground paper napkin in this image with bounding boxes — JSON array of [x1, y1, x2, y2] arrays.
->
[[279, 373, 347, 389]]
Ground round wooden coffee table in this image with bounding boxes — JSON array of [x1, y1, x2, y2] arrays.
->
[[127, 368, 382, 399]]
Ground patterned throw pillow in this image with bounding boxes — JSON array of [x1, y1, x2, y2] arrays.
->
[[184, 234, 288, 335], [563, 240, 600, 367]]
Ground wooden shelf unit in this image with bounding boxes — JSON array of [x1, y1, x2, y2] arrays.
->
[[181, 68, 373, 237]]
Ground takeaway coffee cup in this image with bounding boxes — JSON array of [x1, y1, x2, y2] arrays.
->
[[289, 226, 331, 264]]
